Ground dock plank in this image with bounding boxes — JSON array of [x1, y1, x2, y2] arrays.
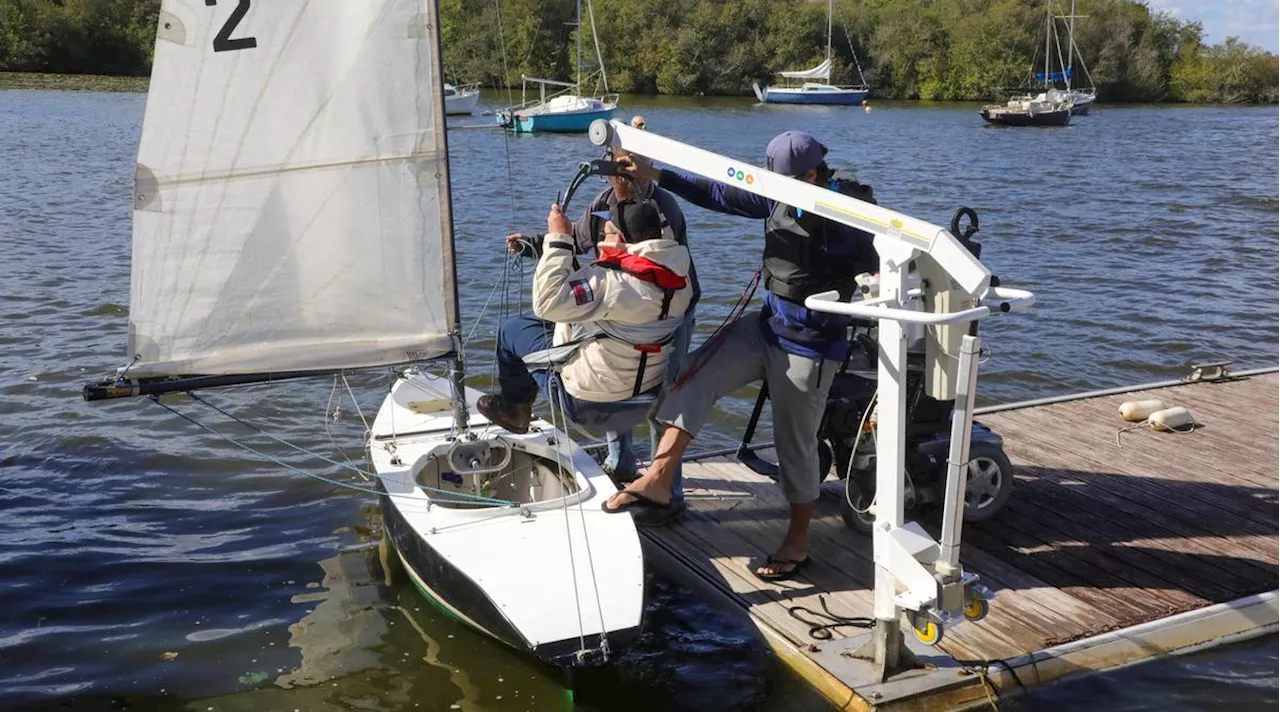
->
[[638, 371, 1278, 710], [1002, 463, 1276, 582], [684, 459, 1114, 656], [993, 430, 1279, 544], [988, 411, 1278, 532], [995, 404, 1277, 498]]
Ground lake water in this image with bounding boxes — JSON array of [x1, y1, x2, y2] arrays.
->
[[1, 88, 1276, 711]]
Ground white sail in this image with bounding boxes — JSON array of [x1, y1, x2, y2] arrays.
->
[[128, 0, 456, 378], [778, 58, 832, 81]]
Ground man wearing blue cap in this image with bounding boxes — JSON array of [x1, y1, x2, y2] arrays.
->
[[603, 131, 878, 581]]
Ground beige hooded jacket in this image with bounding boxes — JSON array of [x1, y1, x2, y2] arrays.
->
[[532, 233, 693, 402]]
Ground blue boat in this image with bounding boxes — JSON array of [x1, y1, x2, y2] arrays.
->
[[753, 0, 871, 107], [497, 80, 617, 134], [753, 81, 869, 106], [495, 1, 618, 134]]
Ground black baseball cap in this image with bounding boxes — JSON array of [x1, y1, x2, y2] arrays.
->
[[614, 201, 664, 242]]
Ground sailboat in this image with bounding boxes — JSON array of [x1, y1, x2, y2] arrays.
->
[[496, 0, 617, 133], [752, 0, 870, 105], [1048, 0, 1096, 114], [83, 0, 643, 668], [981, 0, 1077, 126], [1026, 0, 1096, 115], [443, 82, 481, 115]]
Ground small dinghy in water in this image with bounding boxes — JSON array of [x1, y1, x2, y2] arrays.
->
[[371, 372, 644, 666]]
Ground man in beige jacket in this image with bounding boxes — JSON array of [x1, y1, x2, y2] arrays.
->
[[477, 201, 693, 444]]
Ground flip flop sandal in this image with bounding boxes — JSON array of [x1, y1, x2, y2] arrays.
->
[[601, 489, 671, 514], [754, 555, 810, 582]]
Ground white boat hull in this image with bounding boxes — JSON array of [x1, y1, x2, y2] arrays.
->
[[1069, 91, 1095, 115], [369, 372, 644, 666], [445, 88, 480, 115], [756, 83, 869, 105]]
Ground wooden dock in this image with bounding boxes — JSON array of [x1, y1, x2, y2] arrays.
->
[[640, 369, 1279, 711]]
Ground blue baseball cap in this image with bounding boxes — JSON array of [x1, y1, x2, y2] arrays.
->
[[766, 131, 828, 177]]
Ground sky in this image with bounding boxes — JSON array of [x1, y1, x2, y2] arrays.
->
[[1146, 0, 1280, 52]]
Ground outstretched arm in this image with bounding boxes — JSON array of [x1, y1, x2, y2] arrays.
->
[[656, 168, 771, 219], [618, 158, 770, 219]]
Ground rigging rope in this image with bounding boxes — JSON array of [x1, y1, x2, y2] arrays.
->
[[463, 258, 520, 347], [839, 23, 870, 87], [542, 378, 590, 660], [674, 270, 760, 388], [549, 378, 612, 661], [584, 0, 609, 94], [161, 394, 518, 507], [492, 0, 518, 216], [323, 374, 370, 481], [1051, 13, 1069, 89], [948, 648, 1030, 710]]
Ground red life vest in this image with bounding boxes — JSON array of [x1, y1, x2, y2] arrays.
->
[[592, 244, 688, 396], [594, 245, 687, 291]]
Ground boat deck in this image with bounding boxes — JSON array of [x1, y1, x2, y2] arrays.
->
[[641, 370, 1279, 710]]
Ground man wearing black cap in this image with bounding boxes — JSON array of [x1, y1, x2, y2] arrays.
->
[[503, 129, 699, 502], [478, 202, 694, 452], [602, 131, 877, 580]]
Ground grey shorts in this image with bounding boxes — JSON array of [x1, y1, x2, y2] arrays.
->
[[657, 310, 838, 503]]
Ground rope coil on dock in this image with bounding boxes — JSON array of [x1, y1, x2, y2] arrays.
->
[[787, 595, 874, 640]]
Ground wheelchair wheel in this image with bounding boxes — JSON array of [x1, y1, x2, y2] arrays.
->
[[964, 442, 1014, 523], [840, 485, 876, 535]]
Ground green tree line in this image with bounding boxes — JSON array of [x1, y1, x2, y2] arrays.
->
[[3, 0, 1276, 103]]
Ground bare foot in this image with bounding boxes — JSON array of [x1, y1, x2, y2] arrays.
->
[[755, 502, 814, 578], [755, 545, 809, 578], [603, 474, 671, 512]]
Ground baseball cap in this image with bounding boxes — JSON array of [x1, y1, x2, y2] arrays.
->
[[766, 131, 828, 177], [614, 200, 664, 242]]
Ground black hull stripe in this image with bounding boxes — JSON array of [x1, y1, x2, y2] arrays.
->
[[380, 494, 644, 667], [380, 496, 530, 654]]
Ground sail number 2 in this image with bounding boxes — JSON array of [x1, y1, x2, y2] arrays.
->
[[206, 0, 257, 52]]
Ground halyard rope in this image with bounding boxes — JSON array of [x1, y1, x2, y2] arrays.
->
[[155, 394, 517, 507]]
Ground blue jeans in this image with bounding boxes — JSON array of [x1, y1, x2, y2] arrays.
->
[[495, 316, 557, 404], [495, 314, 693, 504]]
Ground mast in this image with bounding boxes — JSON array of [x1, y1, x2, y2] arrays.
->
[[1066, 0, 1075, 90], [1043, 0, 1052, 89], [826, 0, 834, 70], [575, 0, 582, 92], [429, 0, 469, 430]]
